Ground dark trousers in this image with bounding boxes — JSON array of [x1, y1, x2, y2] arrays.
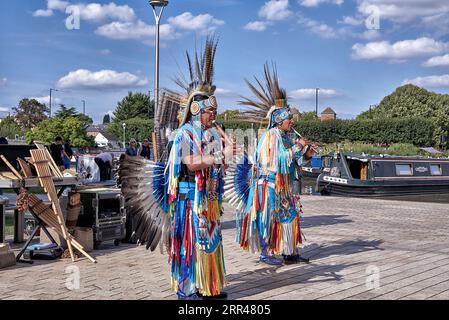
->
[[94, 158, 111, 181]]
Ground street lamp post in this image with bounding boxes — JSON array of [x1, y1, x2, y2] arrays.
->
[[82, 100, 86, 115], [49, 88, 59, 117], [149, 0, 169, 117], [122, 123, 126, 150], [315, 88, 319, 117]]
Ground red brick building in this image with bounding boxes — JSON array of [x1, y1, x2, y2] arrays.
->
[[320, 107, 336, 120]]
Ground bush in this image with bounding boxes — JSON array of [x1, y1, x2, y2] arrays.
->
[[294, 118, 435, 146]]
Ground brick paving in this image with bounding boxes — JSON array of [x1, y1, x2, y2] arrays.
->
[[1, 196, 449, 300]]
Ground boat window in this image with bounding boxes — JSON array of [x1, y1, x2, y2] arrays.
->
[[430, 164, 442, 175], [395, 163, 413, 176]]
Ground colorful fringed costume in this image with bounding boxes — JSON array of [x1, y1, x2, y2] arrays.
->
[[237, 126, 304, 256], [118, 37, 228, 299], [224, 63, 308, 264], [165, 123, 226, 297]]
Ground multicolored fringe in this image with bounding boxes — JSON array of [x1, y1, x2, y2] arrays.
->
[[237, 127, 303, 255], [195, 244, 226, 296], [166, 123, 226, 297]]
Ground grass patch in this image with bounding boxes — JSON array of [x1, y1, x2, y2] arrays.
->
[[4, 215, 14, 236]]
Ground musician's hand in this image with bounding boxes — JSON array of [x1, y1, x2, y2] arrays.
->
[[223, 136, 242, 162], [295, 137, 309, 146]]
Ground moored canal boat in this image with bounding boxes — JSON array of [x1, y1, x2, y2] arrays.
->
[[316, 152, 449, 200]]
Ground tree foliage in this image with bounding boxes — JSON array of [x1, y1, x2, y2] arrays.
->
[[357, 84, 449, 148], [108, 117, 154, 146], [112, 92, 154, 124], [26, 116, 94, 147], [0, 116, 24, 139], [103, 114, 111, 124], [13, 98, 49, 130], [54, 104, 93, 124]]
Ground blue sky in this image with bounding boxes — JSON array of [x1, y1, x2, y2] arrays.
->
[[1, 0, 449, 123]]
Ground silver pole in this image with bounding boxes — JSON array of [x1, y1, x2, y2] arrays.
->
[[151, 5, 166, 120]]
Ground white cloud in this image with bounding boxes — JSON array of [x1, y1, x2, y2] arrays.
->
[[33, 0, 136, 23], [259, 0, 293, 21], [215, 88, 233, 96], [56, 69, 149, 89], [244, 21, 271, 31], [95, 12, 223, 41], [299, 0, 344, 7], [298, 15, 339, 39], [99, 49, 111, 56], [423, 54, 449, 67], [33, 1, 224, 42], [358, 29, 381, 40], [402, 74, 449, 88], [30, 96, 62, 105], [76, 3, 136, 23], [358, 0, 449, 26], [338, 16, 363, 26], [95, 20, 178, 41], [0, 78, 7, 87], [167, 12, 224, 34], [290, 88, 339, 99], [352, 37, 449, 61], [47, 0, 69, 11], [33, 9, 54, 17], [0, 107, 10, 112]]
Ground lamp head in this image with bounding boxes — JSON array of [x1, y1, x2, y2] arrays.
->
[[149, 0, 168, 7]]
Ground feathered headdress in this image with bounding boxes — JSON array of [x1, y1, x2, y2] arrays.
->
[[174, 36, 219, 127], [238, 62, 291, 128]]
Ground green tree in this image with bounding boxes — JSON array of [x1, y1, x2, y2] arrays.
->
[[26, 116, 94, 147], [13, 98, 49, 130], [54, 104, 93, 125], [300, 111, 318, 121], [113, 92, 154, 123], [0, 116, 24, 139], [217, 110, 240, 122], [103, 114, 111, 124], [357, 84, 449, 148], [108, 117, 154, 146], [54, 104, 78, 118]]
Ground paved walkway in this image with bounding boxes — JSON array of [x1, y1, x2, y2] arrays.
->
[[1, 196, 449, 300]]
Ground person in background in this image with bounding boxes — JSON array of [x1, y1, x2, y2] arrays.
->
[[63, 139, 74, 170], [138, 137, 153, 160], [125, 139, 138, 156], [94, 152, 114, 181], [50, 136, 64, 171]]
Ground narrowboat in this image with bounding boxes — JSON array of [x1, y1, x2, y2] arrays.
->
[[316, 152, 449, 201], [301, 155, 330, 179]]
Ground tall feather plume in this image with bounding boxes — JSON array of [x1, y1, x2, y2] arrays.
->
[[174, 35, 218, 95], [238, 62, 287, 124]]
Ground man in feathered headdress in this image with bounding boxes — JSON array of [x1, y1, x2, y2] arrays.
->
[[118, 37, 236, 300], [164, 37, 237, 299], [232, 63, 313, 265]]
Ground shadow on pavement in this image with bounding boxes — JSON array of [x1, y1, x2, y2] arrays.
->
[[225, 262, 360, 299]]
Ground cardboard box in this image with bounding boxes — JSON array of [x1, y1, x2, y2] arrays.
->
[[0, 243, 9, 254], [0, 252, 16, 269], [0, 244, 15, 269], [74, 227, 93, 252]]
